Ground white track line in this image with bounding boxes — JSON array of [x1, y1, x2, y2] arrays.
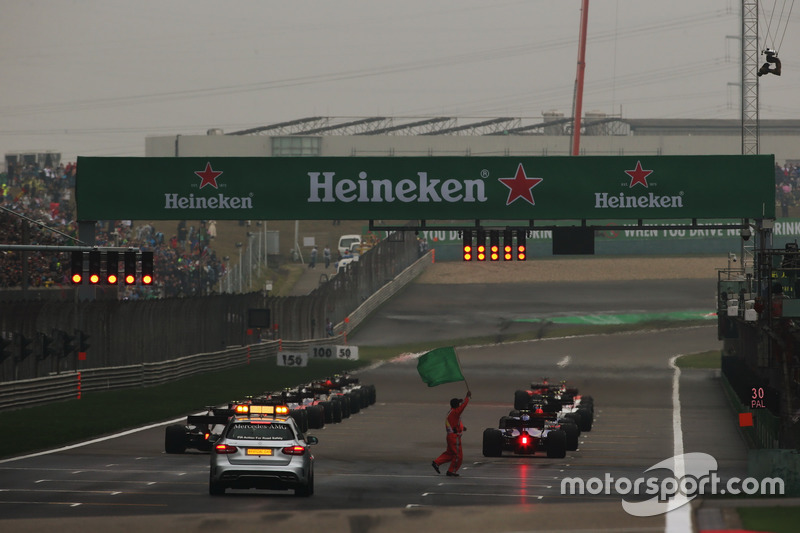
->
[[666, 354, 692, 533]]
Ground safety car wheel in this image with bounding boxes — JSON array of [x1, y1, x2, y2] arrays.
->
[[164, 424, 187, 454], [295, 471, 314, 497], [546, 429, 567, 458], [209, 477, 225, 495], [482, 428, 504, 457]]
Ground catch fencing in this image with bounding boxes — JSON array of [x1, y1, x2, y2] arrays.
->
[[0, 231, 424, 383]]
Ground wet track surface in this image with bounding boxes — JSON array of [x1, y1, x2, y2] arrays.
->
[[0, 279, 745, 532]]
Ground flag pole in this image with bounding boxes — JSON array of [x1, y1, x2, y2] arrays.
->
[[453, 347, 470, 392]]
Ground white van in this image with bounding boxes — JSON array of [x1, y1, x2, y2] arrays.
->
[[337, 234, 361, 257]]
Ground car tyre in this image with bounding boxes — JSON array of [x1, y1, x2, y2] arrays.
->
[[514, 390, 531, 411], [307, 405, 325, 429], [482, 428, 504, 457], [320, 401, 334, 424], [331, 399, 343, 423], [295, 471, 314, 497], [209, 478, 225, 496], [546, 429, 567, 458], [164, 424, 187, 454], [576, 408, 593, 431], [561, 422, 579, 450]]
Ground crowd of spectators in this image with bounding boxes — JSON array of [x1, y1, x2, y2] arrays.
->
[[0, 162, 226, 297], [775, 162, 800, 217]]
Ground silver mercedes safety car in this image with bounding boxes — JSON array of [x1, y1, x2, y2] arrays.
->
[[209, 404, 318, 496]]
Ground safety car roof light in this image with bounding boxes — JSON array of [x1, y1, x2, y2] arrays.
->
[[240, 404, 289, 417]]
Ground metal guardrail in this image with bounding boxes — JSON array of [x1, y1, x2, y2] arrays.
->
[[0, 337, 339, 412]]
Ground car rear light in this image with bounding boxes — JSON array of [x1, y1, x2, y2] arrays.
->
[[215, 444, 238, 454], [520, 435, 529, 445], [204, 433, 210, 441], [282, 445, 306, 456]]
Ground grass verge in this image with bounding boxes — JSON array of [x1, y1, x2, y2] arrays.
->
[[675, 350, 721, 369], [1, 319, 713, 460], [0, 359, 365, 459]]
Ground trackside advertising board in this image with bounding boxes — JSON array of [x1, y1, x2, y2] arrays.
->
[[75, 155, 775, 221]]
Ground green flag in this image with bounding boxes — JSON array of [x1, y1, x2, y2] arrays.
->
[[417, 346, 465, 387]]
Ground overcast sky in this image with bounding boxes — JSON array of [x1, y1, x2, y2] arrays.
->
[[2, 0, 798, 162]]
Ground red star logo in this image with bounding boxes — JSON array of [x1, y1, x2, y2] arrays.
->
[[195, 162, 222, 189], [498, 163, 543, 206], [625, 161, 653, 188]]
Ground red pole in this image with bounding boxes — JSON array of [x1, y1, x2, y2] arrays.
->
[[571, 0, 590, 156]]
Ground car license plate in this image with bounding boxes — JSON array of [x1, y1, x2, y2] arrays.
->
[[246, 448, 273, 456]]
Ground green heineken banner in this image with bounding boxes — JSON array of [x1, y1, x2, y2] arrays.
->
[[75, 155, 775, 221]]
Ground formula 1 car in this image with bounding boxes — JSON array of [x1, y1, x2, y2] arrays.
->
[[483, 410, 567, 458], [503, 408, 580, 451], [304, 373, 377, 419], [165, 406, 232, 454], [514, 379, 594, 432]]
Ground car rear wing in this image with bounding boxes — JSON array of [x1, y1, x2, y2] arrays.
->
[[187, 413, 232, 426]]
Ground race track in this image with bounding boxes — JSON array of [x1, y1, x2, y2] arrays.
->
[[0, 279, 746, 533]]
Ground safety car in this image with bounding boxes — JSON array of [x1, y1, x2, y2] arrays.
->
[[209, 403, 318, 497]]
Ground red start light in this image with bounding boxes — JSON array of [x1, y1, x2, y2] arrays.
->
[[142, 274, 153, 285], [71, 273, 83, 284], [89, 273, 100, 284]]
